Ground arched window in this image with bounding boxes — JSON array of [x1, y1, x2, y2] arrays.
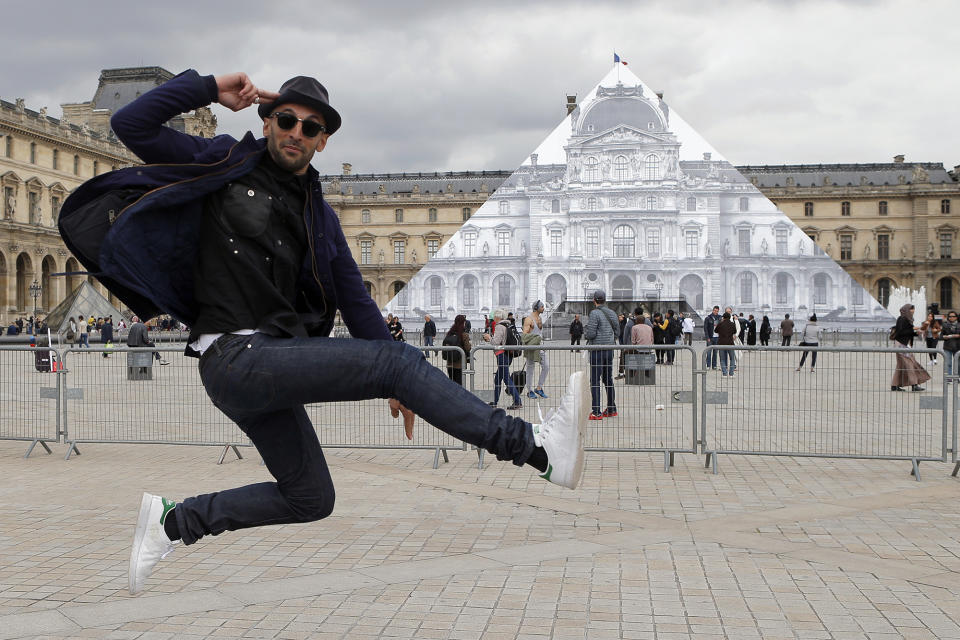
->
[[584, 157, 599, 182], [361, 209, 371, 224], [460, 275, 478, 308], [428, 207, 437, 222], [613, 225, 635, 258], [739, 272, 757, 305], [739, 197, 749, 212], [495, 274, 514, 307], [613, 155, 629, 181], [499, 201, 510, 215], [939, 277, 955, 309], [551, 199, 560, 213], [646, 196, 658, 210], [644, 155, 660, 180], [775, 273, 792, 305], [586, 197, 598, 211], [877, 278, 892, 307], [428, 276, 442, 307], [686, 196, 697, 211], [813, 273, 830, 305], [393, 281, 408, 306]]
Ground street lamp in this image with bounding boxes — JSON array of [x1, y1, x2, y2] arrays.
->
[[29, 280, 42, 317], [654, 280, 664, 313]]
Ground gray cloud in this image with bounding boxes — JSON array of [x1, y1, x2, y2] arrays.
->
[[3, 0, 956, 174]]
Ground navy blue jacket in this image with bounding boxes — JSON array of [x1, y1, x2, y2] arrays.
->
[[58, 70, 390, 343]]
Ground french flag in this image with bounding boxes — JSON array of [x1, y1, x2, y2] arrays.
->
[[614, 53, 628, 66]]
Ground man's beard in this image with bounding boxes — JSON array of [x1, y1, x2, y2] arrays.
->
[[266, 135, 312, 174]]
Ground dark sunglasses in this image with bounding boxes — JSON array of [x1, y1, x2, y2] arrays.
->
[[270, 112, 327, 138]]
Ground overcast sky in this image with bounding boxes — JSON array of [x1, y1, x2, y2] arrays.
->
[[4, 0, 957, 175]]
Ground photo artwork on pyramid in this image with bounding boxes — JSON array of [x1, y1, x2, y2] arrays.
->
[[385, 66, 889, 330]]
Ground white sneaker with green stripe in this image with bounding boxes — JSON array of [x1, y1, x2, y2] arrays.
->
[[531, 370, 589, 489], [129, 492, 179, 595]]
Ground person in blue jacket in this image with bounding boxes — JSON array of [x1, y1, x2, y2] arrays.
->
[[58, 70, 589, 595]]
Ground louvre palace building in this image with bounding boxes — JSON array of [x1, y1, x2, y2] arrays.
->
[[0, 67, 214, 326], [2, 66, 957, 328]]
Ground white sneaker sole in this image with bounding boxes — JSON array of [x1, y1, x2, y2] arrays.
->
[[129, 492, 154, 594], [568, 371, 590, 488]]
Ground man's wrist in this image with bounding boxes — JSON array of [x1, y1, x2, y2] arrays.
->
[[202, 75, 220, 104]]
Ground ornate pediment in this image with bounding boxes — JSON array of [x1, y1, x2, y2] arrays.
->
[[577, 126, 670, 148]]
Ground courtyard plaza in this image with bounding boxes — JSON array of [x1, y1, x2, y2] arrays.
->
[[0, 338, 957, 639]]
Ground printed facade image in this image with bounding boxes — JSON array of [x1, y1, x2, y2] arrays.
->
[[387, 67, 890, 328]]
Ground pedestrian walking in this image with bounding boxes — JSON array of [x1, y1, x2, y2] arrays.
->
[[704, 306, 721, 369], [101, 315, 114, 358], [441, 314, 471, 386], [759, 316, 772, 346], [584, 289, 618, 420], [796, 314, 820, 372], [746, 314, 757, 346], [780, 314, 794, 346], [940, 311, 959, 376], [388, 314, 405, 342], [890, 304, 931, 391], [569, 314, 583, 348], [681, 313, 695, 346], [423, 314, 436, 347], [522, 300, 549, 399], [920, 312, 940, 365], [59, 69, 588, 595], [653, 312, 667, 364], [715, 312, 737, 376], [484, 309, 523, 409], [78, 315, 91, 348]]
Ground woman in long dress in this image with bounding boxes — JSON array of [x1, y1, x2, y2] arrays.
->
[[891, 304, 931, 391]]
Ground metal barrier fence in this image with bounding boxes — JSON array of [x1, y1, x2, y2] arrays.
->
[[57, 344, 467, 466], [0, 345, 62, 457], [953, 350, 959, 476], [468, 344, 699, 470], [2, 342, 960, 478], [701, 345, 949, 479]]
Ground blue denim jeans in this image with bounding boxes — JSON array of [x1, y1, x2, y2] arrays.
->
[[945, 350, 957, 376], [707, 336, 719, 368], [176, 333, 535, 545], [719, 349, 733, 376], [589, 349, 615, 415], [493, 352, 521, 404]]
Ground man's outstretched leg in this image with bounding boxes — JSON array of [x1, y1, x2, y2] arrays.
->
[[129, 334, 589, 593]]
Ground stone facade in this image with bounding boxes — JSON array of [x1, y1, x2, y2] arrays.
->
[[321, 168, 511, 309], [739, 160, 960, 312], [0, 67, 214, 326]]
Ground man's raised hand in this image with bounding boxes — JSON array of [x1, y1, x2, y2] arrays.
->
[[214, 73, 280, 112]]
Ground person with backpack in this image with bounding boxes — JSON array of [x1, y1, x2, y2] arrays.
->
[[441, 314, 471, 386], [584, 290, 618, 420], [482, 309, 522, 409]]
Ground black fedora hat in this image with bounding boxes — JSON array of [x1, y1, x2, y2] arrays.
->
[[258, 76, 342, 135]]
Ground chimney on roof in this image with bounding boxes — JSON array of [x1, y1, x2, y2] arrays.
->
[[656, 92, 664, 100], [893, 154, 905, 163], [530, 153, 538, 168], [342, 162, 352, 175], [703, 152, 712, 161], [565, 95, 577, 115]]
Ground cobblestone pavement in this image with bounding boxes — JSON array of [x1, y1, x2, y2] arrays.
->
[[1, 433, 959, 639]]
